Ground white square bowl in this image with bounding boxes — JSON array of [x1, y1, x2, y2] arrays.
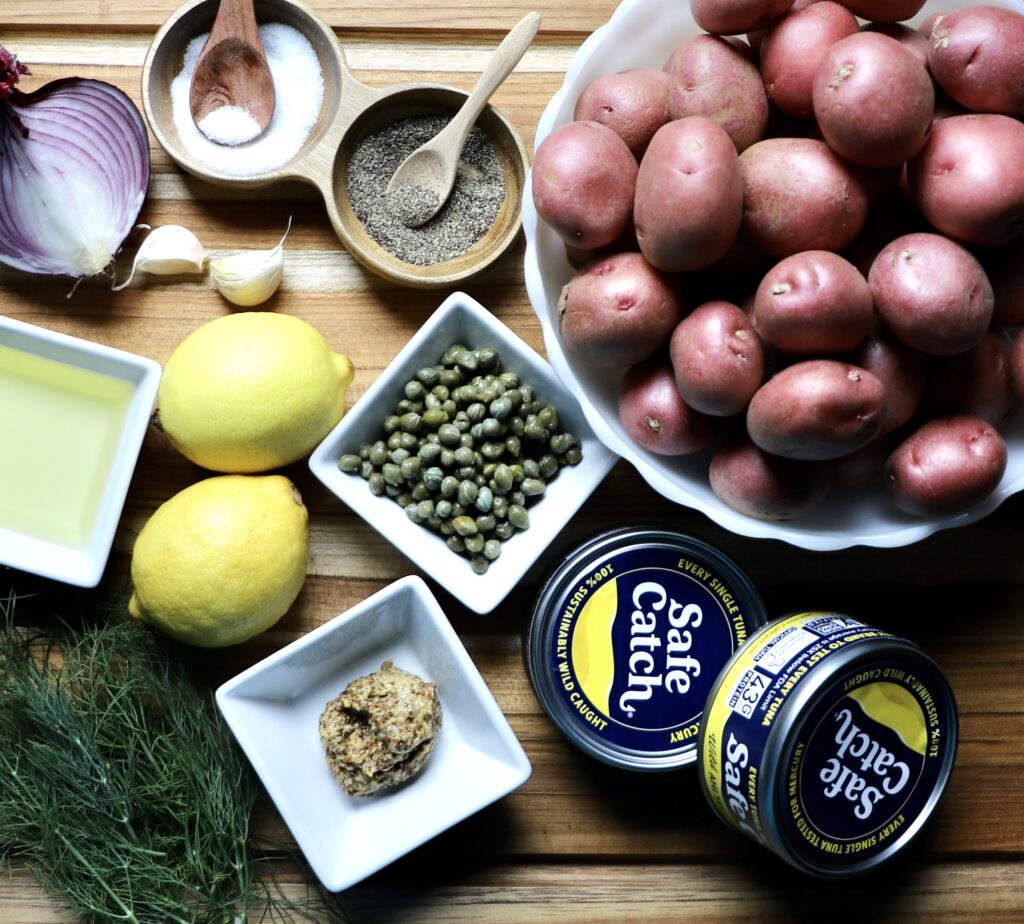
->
[[215, 575, 532, 892], [308, 291, 618, 614], [0, 315, 161, 587]]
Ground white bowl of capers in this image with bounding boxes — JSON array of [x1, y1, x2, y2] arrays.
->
[[309, 291, 618, 614]]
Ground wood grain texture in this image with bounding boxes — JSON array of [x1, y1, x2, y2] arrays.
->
[[1, 1, 1023, 921]]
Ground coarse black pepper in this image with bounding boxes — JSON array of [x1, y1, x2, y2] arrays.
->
[[346, 115, 505, 265]]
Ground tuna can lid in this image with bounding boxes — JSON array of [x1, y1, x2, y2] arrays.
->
[[524, 527, 767, 771]]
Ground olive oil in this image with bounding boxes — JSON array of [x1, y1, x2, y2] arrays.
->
[[0, 343, 135, 549]]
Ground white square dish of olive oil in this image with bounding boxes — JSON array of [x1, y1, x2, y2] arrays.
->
[[0, 316, 160, 587]]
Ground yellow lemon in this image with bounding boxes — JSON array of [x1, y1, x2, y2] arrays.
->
[[157, 312, 354, 473], [128, 475, 309, 647]]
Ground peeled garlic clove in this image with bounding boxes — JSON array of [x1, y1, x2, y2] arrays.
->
[[113, 225, 206, 290], [210, 219, 291, 308]]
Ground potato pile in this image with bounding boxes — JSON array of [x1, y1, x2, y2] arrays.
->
[[533, 0, 1024, 521]]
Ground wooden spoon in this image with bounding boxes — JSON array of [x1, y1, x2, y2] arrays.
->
[[385, 12, 541, 227], [189, 0, 275, 144]]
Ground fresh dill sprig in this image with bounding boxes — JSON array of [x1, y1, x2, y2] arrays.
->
[[0, 589, 348, 924]]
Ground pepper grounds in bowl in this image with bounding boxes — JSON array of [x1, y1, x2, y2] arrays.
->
[[346, 116, 505, 265], [338, 344, 582, 574]]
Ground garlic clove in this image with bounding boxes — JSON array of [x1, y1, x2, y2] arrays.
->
[[210, 218, 291, 308], [113, 225, 207, 290]]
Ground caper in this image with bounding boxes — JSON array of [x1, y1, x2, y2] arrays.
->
[[410, 484, 430, 502], [538, 406, 559, 430], [441, 475, 459, 497], [368, 472, 386, 495], [339, 453, 361, 473], [453, 515, 478, 537], [383, 414, 402, 434], [456, 466, 476, 481], [478, 385, 500, 404], [465, 534, 485, 554], [435, 499, 453, 519], [469, 422, 485, 441], [471, 555, 490, 575], [388, 448, 410, 465], [442, 343, 466, 365], [495, 520, 515, 541], [509, 464, 525, 484], [475, 486, 494, 513], [490, 396, 512, 419], [422, 408, 448, 429], [467, 402, 486, 423], [424, 393, 442, 411], [385, 484, 401, 498], [549, 432, 572, 455], [482, 461, 498, 478], [505, 435, 522, 457], [458, 480, 479, 506], [398, 412, 422, 434], [358, 460, 374, 480], [477, 347, 498, 370], [400, 457, 421, 480], [524, 419, 549, 442], [440, 521, 456, 537], [450, 502, 465, 518], [441, 398, 457, 417], [522, 478, 546, 497], [404, 380, 426, 401], [453, 446, 475, 467], [358, 443, 372, 460], [422, 466, 444, 492], [475, 514, 496, 534], [431, 384, 450, 401], [508, 416, 525, 437], [368, 441, 388, 466], [483, 539, 502, 561], [382, 463, 403, 486], [439, 369, 463, 389], [416, 499, 435, 519], [493, 464, 514, 493], [504, 388, 523, 409], [565, 446, 583, 465], [481, 417, 503, 439], [538, 454, 559, 479], [509, 505, 530, 530], [520, 384, 534, 404], [406, 504, 423, 523], [440, 448, 456, 469], [522, 458, 540, 479], [426, 516, 443, 531], [447, 536, 466, 553], [416, 366, 441, 387], [481, 441, 505, 460]]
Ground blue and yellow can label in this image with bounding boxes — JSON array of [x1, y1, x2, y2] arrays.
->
[[550, 544, 755, 756], [701, 613, 956, 873]]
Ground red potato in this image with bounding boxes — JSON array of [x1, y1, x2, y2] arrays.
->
[[709, 437, 830, 520], [752, 250, 873, 354], [618, 355, 719, 455], [573, 69, 672, 160], [669, 300, 766, 416], [759, 2, 859, 119], [907, 114, 1024, 248], [663, 35, 768, 152], [634, 118, 743, 272], [691, 0, 795, 35], [926, 6, 1024, 118], [848, 321, 927, 434], [868, 232, 993, 356], [926, 332, 1018, 425], [812, 32, 935, 169], [839, 0, 926, 22], [739, 138, 869, 257], [558, 252, 684, 368], [885, 415, 1007, 516], [860, 22, 930, 69], [531, 121, 637, 250], [746, 360, 886, 460]]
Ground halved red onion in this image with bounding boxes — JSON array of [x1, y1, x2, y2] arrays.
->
[[0, 46, 149, 278]]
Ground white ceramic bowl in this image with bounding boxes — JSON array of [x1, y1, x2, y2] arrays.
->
[[309, 291, 617, 613], [0, 316, 161, 586], [523, 0, 1024, 552], [215, 576, 532, 892]]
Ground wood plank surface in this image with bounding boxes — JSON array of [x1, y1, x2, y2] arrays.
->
[[1, 2, 1023, 922]]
